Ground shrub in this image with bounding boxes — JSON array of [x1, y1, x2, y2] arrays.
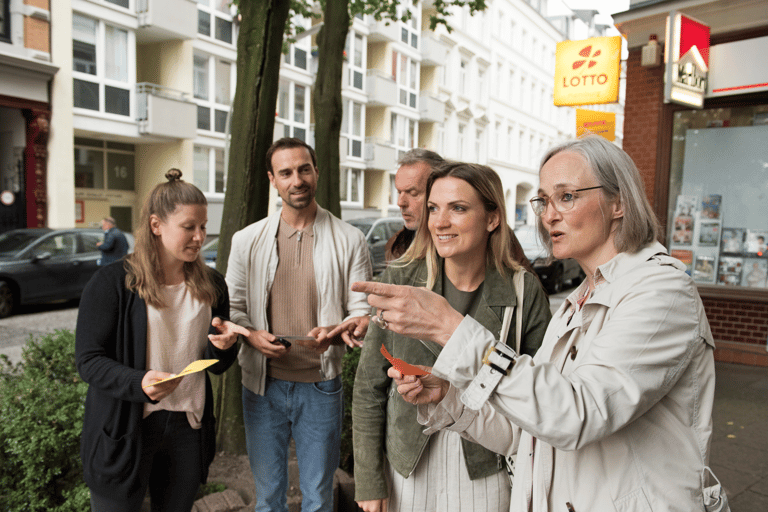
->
[[339, 346, 361, 474], [0, 330, 89, 511]]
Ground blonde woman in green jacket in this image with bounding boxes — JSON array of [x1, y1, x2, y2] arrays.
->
[[352, 161, 552, 512]]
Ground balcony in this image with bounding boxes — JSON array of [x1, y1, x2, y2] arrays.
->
[[366, 70, 397, 107], [421, 34, 449, 67], [367, 19, 400, 43], [419, 93, 446, 123], [364, 138, 396, 171], [136, 83, 196, 139], [136, 0, 197, 43]]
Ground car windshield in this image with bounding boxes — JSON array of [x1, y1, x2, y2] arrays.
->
[[0, 232, 39, 256], [514, 225, 547, 261], [348, 221, 372, 237], [203, 238, 219, 252]]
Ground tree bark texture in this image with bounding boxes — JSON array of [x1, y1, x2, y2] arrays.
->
[[312, 0, 350, 218], [211, 0, 291, 455]]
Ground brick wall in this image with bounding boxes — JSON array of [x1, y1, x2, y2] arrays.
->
[[622, 48, 665, 201]]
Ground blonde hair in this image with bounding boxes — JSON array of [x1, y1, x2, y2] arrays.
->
[[124, 169, 220, 308], [399, 161, 521, 289], [537, 136, 660, 257]]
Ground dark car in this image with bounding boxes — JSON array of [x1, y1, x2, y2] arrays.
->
[[0, 228, 129, 318], [514, 224, 584, 294], [347, 217, 405, 275]]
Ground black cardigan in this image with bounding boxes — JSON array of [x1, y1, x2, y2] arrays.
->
[[75, 261, 237, 499]]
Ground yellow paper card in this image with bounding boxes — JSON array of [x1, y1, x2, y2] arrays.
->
[[142, 359, 219, 388]]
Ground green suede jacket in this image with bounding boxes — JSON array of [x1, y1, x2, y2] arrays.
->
[[352, 259, 552, 501]]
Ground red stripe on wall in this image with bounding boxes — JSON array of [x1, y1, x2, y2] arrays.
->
[[712, 82, 768, 93]]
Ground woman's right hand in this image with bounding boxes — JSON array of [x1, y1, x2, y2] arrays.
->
[[356, 499, 387, 512], [142, 370, 183, 401], [387, 366, 449, 405]]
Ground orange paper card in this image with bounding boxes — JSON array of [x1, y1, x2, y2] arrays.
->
[[380, 345, 430, 376], [142, 359, 219, 388]]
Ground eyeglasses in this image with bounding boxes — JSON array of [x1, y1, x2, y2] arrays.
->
[[529, 186, 603, 217]]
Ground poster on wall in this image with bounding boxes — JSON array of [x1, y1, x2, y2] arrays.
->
[[693, 255, 716, 283], [701, 194, 722, 219], [670, 249, 693, 275], [672, 195, 698, 245], [698, 221, 720, 246], [718, 257, 743, 286], [720, 227, 745, 254], [741, 258, 768, 287], [745, 230, 768, 256]]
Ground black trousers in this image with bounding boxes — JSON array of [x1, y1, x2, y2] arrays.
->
[[89, 410, 203, 512]]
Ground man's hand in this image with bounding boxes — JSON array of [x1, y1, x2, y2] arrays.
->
[[387, 366, 449, 405], [244, 329, 289, 358], [208, 317, 250, 350], [351, 281, 464, 346], [304, 327, 335, 354], [356, 498, 388, 512], [325, 315, 370, 347], [142, 370, 183, 401]]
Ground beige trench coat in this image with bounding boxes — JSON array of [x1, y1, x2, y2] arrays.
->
[[423, 242, 716, 512]]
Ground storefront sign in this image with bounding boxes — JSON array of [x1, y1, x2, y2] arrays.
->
[[554, 36, 622, 106], [576, 109, 615, 141], [664, 12, 710, 108], [707, 35, 768, 97]]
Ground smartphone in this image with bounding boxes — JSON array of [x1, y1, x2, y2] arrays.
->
[[274, 337, 292, 348]]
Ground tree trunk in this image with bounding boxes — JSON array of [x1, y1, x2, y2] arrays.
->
[[211, 0, 291, 455], [312, 0, 350, 218]]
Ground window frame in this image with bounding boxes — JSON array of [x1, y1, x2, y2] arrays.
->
[[196, 0, 235, 45], [276, 79, 310, 142], [194, 52, 234, 135], [73, 138, 136, 192], [193, 144, 226, 195], [1, 0, 11, 44]]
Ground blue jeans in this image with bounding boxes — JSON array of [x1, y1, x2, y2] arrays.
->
[[243, 376, 343, 512]]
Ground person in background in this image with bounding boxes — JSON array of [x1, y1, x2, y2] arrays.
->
[[97, 216, 129, 265], [226, 138, 372, 512], [353, 161, 551, 512], [386, 149, 537, 276], [76, 169, 248, 512], [360, 136, 718, 511]]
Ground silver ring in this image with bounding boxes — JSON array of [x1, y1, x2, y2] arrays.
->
[[372, 309, 388, 330]]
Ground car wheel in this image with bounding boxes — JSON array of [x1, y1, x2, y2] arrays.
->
[[548, 266, 563, 294], [0, 281, 15, 319]]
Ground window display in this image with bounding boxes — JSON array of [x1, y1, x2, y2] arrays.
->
[[667, 104, 768, 290]]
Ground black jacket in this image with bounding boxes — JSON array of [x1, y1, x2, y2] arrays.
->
[[98, 227, 130, 265], [75, 261, 237, 499]]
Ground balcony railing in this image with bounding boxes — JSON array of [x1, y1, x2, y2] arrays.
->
[[136, 83, 196, 139], [419, 93, 446, 123], [366, 70, 397, 107], [367, 19, 399, 43], [421, 34, 449, 67], [364, 137, 397, 171], [136, 0, 196, 42]]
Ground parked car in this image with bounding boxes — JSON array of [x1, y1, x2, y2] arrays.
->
[[202, 237, 219, 268], [514, 224, 584, 294], [347, 217, 405, 275], [0, 228, 133, 318]]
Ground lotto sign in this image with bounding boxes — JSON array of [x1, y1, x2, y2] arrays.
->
[[554, 36, 622, 106], [576, 109, 615, 141]]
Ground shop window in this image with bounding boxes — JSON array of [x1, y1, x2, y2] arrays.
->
[[667, 105, 768, 289], [74, 138, 135, 192], [193, 145, 226, 194], [72, 14, 132, 117]]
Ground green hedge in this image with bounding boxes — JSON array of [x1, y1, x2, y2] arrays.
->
[[0, 330, 90, 511]]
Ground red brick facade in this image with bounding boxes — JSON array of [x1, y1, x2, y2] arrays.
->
[[623, 48, 768, 367]]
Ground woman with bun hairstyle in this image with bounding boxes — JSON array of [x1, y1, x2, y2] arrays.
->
[[76, 169, 248, 512]]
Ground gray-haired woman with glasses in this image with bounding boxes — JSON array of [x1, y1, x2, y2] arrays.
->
[[352, 135, 719, 512]]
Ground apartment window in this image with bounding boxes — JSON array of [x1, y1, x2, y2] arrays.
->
[[106, 0, 129, 8], [457, 124, 465, 159], [72, 14, 131, 117], [1, 0, 11, 43], [340, 168, 362, 204], [475, 129, 483, 162], [284, 43, 309, 71], [478, 67, 487, 103], [194, 53, 232, 133], [399, 1, 419, 49], [507, 126, 515, 160], [390, 113, 417, 161], [341, 99, 364, 158], [520, 74, 527, 108], [459, 58, 468, 96], [495, 122, 502, 159], [74, 138, 135, 191], [276, 80, 309, 141], [346, 31, 365, 90], [197, 0, 234, 45], [497, 12, 504, 37], [392, 51, 418, 109], [509, 21, 516, 46], [193, 145, 226, 194], [508, 69, 515, 103]]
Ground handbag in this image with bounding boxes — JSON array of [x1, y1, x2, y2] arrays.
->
[[498, 269, 525, 486], [703, 466, 730, 512]]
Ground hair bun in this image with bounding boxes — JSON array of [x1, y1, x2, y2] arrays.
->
[[165, 168, 182, 182]]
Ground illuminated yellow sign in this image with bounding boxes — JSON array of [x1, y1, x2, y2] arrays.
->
[[554, 36, 622, 106], [576, 109, 616, 141]]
